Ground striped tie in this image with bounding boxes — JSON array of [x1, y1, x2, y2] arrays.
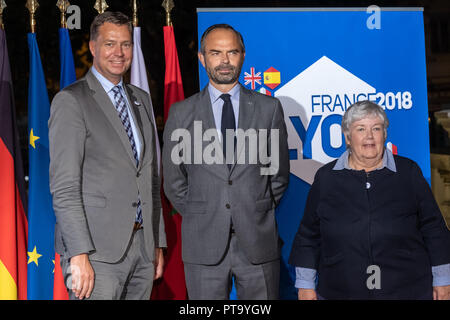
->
[[111, 86, 142, 225]]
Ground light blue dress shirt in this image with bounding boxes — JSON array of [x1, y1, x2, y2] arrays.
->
[[295, 149, 450, 289], [207, 83, 240, 141], [91, 66, 142, 160]]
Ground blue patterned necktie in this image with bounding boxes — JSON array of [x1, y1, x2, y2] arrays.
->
[[111, 85, 143, 225]]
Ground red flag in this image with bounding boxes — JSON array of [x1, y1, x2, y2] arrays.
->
[[163, 26, 185, 121], [53, 253, 67, 300], [0, 28, 28, 300], [151, 25, 187, 300]]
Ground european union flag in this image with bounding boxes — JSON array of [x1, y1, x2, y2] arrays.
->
[[27, 32, 55, 300], [59, 28, 76, 89]]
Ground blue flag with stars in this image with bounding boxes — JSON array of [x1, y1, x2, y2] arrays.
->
[[59, 28, 76, 89], [27, 32, 55, 300]]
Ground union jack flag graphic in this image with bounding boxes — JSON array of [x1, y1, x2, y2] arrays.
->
[[243, 67, 262, 90]]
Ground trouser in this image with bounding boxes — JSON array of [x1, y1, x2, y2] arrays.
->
[[61, 228, 154, 300], [184, 232, 280, 300]]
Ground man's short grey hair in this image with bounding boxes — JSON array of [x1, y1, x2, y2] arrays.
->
[[90, 11, 132, 41], [199, 23, 245, 55], [342, 100, 389, 136]]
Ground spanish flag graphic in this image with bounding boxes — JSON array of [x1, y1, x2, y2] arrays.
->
[[263, 67, 281, 89]]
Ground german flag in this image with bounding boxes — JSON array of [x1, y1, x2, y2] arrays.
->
[[0, 28, 28, 300]]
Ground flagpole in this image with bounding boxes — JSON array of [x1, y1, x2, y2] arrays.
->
[[26, 0, 39, 33], [94, 0, 108, 15], [132, 0, 138, 27], [0, 0, 6, 30], [162, 0, 174, 27], [56, 0, 70, 29]]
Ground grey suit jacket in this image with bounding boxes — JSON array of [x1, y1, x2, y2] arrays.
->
[[162, 85, 289, 265], [49, 69, 166, 263]]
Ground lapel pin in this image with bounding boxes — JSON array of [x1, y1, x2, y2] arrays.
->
[[134, 100, 141, 106]]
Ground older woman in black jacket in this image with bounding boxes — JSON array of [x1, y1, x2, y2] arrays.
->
[[289, 100, 450, 300]]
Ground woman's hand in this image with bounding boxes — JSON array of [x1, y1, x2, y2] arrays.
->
[[298, 288, 318, 300], [433, 285, 450, 300]]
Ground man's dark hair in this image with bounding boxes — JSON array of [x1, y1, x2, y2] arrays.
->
[[199, 23, 245, 54], [90, 11, 132, 41]]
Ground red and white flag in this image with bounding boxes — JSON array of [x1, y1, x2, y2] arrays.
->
[[130, 26, 161, 173]]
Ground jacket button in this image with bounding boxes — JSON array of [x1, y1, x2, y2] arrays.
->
[[136, 172, 140, 177], [228, 180, 232, 185], [226, 204, 231, 209]]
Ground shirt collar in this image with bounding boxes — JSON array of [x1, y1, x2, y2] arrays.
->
[[91, 66, 124, 94], [208, 82, 241, 104], [333, 148, 397, 172]]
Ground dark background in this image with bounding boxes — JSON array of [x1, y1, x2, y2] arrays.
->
[[2, 0, 450, 176]]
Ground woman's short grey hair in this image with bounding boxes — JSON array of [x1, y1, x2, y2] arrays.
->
[[90, 11, 132, 41], [342, 100, 389, 137]]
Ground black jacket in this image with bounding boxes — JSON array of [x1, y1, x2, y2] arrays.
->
[[289, 155, 450, 299]]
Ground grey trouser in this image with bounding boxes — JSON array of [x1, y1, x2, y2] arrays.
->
[[184, 232, 280, 300], [61, 228, 154, 300]]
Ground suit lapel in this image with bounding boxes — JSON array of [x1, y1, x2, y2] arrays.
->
[[197, 86, 229, 179], [231, 86, 255, 172], [199, 85, 255, 176], [86, 70, 138, 167], [197, 87, 216, 132], [123, 85, 146, 170]]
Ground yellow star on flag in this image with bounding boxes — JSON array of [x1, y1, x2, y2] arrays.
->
[[29, 128, 40, 149], [27, 246, 42, 266]]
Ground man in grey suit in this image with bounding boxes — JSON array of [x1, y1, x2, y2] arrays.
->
[[49, 12, 166, 300], [162, 24, 289, 299]]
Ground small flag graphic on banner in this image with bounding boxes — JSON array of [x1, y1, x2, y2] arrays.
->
[[263, 67, 281, 89], [257, 87, 271, 96], [386, 142, 398, 155], [243, 67, 262, 90]]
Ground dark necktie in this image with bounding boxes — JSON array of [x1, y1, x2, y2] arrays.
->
[[111, 85, 142, 225], [220, 93, 236, 169]]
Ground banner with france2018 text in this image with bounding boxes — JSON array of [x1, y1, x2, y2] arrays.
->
[[197, 7, 430, 299]]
